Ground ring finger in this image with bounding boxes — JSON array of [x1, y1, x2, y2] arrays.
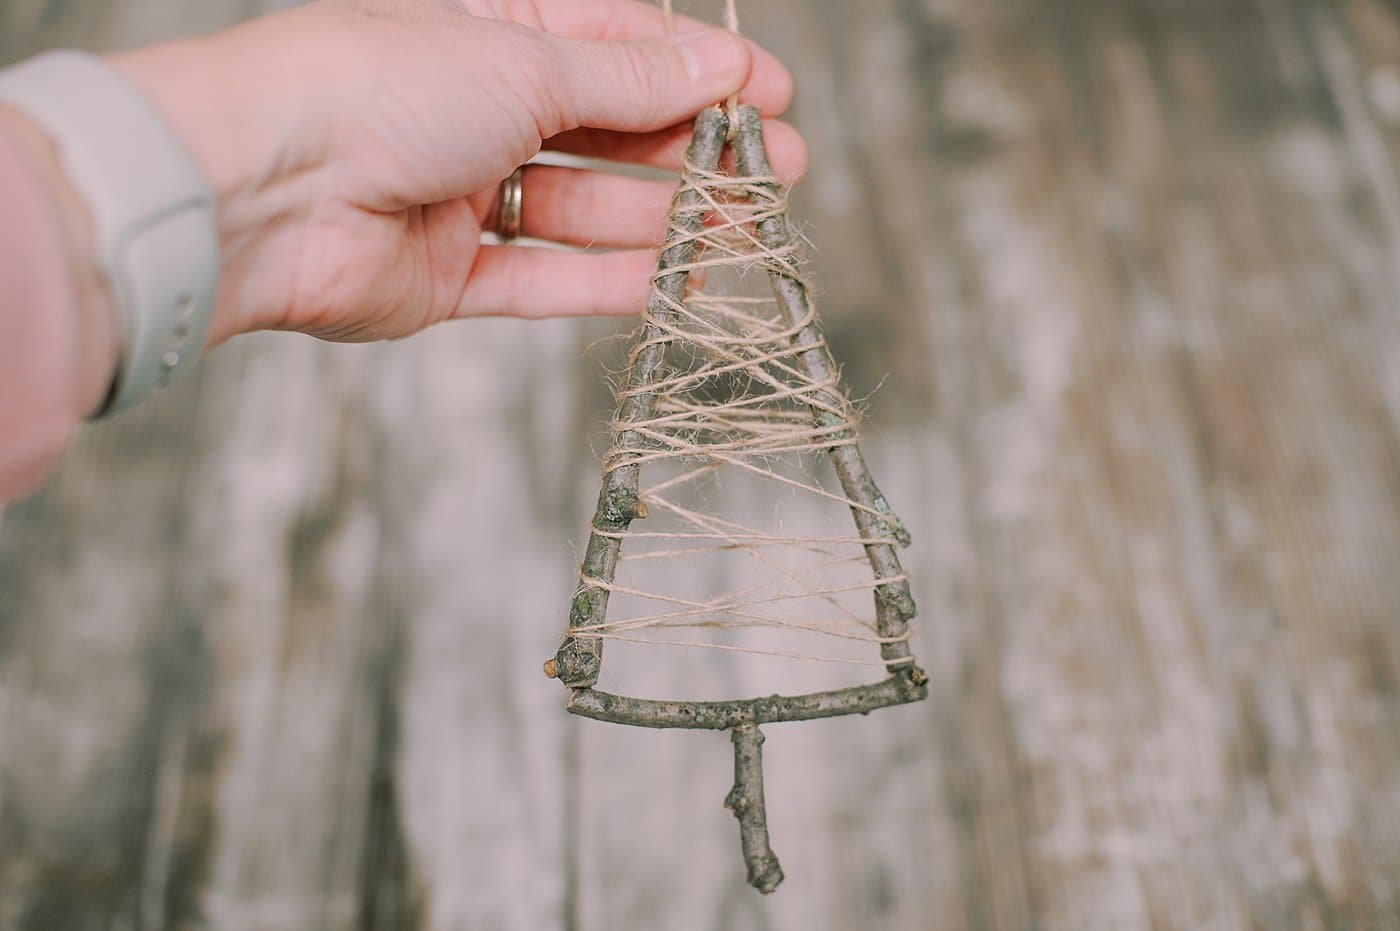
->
[[484, 165, 677, 249]]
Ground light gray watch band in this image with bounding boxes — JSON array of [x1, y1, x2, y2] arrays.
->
[[0, 50, 220, 416]]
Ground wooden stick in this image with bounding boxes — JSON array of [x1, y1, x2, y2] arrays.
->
[[726, 724, 784, 893], [546, 106, 930, 896], [729, 105, 918, 672], [552, 107, 730, 688], [566, 667, 928, 729]]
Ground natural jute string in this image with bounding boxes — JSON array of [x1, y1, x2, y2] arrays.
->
[[564, 88, 915, 669], [663, 0, 742, 124]]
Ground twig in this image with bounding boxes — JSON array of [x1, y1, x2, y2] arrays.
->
[[552, 107, 731, 688], [547, 109, 930, 895], [726, 724, 784, 893], [567, 668, 928, 729], [729, 105, 918, 673]]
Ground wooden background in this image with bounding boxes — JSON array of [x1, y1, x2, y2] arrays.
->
[[5, 0, 1400, 928]]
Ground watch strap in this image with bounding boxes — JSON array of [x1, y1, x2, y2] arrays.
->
[[0, 50, 220, 415]]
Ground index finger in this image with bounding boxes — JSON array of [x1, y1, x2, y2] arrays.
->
[[516, 0, 794, 116]]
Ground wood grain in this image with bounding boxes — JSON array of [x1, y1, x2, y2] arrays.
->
[[5, 0, 1400, 928]]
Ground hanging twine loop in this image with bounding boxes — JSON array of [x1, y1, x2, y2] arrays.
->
[[663, 0, 743, 131], [722, 0, 741, 129]]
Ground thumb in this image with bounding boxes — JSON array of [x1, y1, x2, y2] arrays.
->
[[551, 28, 752, 134]]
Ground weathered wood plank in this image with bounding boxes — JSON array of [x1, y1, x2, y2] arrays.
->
[[5, 0, 1400, 929]]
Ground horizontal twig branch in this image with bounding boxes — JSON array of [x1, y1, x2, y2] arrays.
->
[[565, 667, 928, 730]]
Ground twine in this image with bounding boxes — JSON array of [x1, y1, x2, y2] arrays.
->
[[567, 70, 919, 669], [662, 0, 742, 126]]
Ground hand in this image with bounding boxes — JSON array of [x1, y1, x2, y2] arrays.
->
[[111, 0, 806, 345]]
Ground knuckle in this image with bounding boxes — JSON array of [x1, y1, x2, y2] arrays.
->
[[501, 0, 546, 28], [514, 33, 574, 136]]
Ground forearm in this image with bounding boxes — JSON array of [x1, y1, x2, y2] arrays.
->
[[0, 34, 265, 504], [0, 104, 117, 501]]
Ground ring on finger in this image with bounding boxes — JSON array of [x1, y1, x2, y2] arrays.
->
[[496, 166, 524, 243]]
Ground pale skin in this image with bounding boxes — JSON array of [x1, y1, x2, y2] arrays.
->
[[0, 0, 805, 496]]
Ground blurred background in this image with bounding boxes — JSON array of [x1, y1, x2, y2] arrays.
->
[[5, 0, 1400, 928]]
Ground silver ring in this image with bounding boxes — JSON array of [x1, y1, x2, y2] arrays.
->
[[497, 166, 524, 242]]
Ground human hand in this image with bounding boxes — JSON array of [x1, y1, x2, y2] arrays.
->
[[112, 0, 806, 345]]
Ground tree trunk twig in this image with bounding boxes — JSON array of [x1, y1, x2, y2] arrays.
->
[[552, 107, 731, 688], [726, 724, 784, 893]]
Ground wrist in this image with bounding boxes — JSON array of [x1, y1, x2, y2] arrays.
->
[[109, 21, 312, 345], [0, 104, 119, 418]]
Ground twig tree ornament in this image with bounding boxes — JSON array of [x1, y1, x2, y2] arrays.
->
[[544, 19, 926, 893]]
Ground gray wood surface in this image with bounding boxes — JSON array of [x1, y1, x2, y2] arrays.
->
[[5, 0, 1400, 928]]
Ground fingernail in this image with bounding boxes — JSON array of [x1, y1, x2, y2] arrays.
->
[[675, 29, 747, 88]]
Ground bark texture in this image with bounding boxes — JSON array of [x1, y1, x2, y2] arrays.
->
[[726, 725, 784, 894], [552, 107, 729, 689], [566, 671, 927, 729], [730, 104, 919, 671]]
